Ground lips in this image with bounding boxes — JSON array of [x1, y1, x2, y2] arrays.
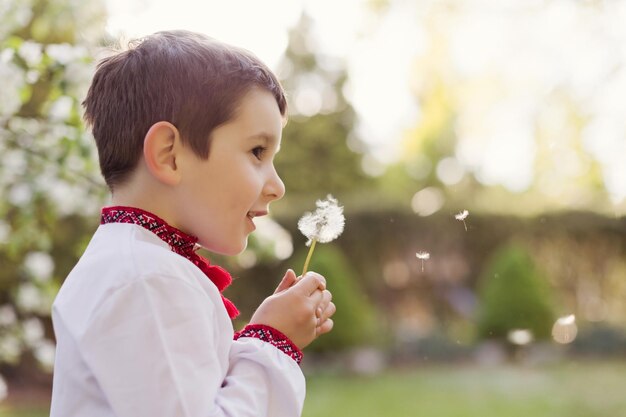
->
[[246, 210, 268, 219], [246, 210, 267, 231]]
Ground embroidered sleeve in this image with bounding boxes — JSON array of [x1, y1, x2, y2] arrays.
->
[[234, 324, 303, 365]]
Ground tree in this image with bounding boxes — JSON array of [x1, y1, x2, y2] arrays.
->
[[476, 243, 555, 349], [0, 0, 106, 384], [274, 13, 374, 212], [376, 0, 621, 214]]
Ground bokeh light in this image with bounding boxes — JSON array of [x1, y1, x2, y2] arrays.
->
[[552, 314, 578, 344]]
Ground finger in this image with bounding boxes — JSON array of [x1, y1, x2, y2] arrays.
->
[[316, 318, 334, 336], [319, 301, 336, 323], [309, 289, 324, 307], [294, 272, 326, 295], [315, 290, 332, 318], [274, 269, 297, 294]]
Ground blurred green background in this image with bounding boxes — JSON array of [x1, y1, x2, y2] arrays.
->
[[1, 0, 626, 416]]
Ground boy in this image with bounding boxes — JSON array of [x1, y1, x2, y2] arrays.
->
[[50, 30, 336, 417]]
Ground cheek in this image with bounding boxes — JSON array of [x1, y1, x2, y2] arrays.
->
[[234, 166, 264, 194]]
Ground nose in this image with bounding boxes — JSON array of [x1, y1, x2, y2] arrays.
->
[[264, 165, 285, 202]]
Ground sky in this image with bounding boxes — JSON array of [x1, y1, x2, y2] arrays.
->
[[104, 0, 626, 206], [104, 0, 419, 161]]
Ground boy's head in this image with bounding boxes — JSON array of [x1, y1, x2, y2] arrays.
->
[[83, 30, 287, 191]]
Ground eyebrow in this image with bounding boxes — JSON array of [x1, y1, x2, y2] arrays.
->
[[248, 133, 281, 152]]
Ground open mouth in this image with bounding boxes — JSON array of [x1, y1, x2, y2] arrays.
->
[[246, 211, 267, 220]]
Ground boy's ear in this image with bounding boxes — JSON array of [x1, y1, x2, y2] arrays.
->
[[143, 121, 182, 186]]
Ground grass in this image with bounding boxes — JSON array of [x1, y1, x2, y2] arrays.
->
[[303, 360, 626, 417], [2, 360, 625, 417], [0, 407, 47, 417]]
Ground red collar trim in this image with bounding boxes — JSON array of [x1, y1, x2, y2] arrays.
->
[[101, 206, 197, 255], [101, 206, 239, 319]]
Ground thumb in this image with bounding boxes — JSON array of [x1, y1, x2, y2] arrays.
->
[[274, 269, 297, 294], [294, 272, 326, 296]]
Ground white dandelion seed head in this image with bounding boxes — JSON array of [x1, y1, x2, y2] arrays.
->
[[297, 194, 345, 246], [455, 210, 469, 221], [416, 252, 430, 260]]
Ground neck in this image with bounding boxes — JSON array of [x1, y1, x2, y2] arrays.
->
[[111, 175, 178, 229]]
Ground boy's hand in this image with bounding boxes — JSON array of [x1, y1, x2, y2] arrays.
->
[[250, 271, 335, 349], [273, 269, 335, 337], [315, 287, 335, 336], [273, 269, 298, 294]]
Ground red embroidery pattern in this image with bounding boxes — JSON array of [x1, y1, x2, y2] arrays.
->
[[101, 206, 239, 319], [234, 324, 303, 365]]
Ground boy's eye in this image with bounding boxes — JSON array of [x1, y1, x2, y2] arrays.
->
[[251, 146, 267, 160]]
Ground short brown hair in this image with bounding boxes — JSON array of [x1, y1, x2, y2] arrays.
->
[[83, 30, 287, 190]]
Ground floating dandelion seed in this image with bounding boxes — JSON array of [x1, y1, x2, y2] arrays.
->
[[455, 210, 469, 231], [298, 195, 345, 275], [416, 251, 430, 272]]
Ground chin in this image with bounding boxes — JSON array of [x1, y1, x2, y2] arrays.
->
[[233, 239, 249, 255], [209, 239, 248, 257]]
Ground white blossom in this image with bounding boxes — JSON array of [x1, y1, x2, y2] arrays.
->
[[22, 317, 45, 346], [297, 194, 345, 246], [0, 58, 24, 116], [8, 183, 33, 206], [0, 334, 22, 363], [23, 251, 55, 282], [46, 43, 86, 65], [18, 41, 43, 67], [33, 339, 56, 371], [0, 48, 14, 63], [0, 3, 32, 39], [25, 69, 39, 83], [0, 305, 17, 327], [2, 149, 28, 176], [48, 95, 74, 121], [16, 283, 45, 313]]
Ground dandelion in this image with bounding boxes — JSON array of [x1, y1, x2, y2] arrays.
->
[[455, 209, 469, 231], [415, 251, 430, 272], [298, 195, 345, 275]]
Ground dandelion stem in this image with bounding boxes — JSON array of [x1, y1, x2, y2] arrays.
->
[[302, 239, 317, 275]]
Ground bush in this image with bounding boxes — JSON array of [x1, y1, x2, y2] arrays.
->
[[476, 243, 555, 343], [570, 324, 626, 357]]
